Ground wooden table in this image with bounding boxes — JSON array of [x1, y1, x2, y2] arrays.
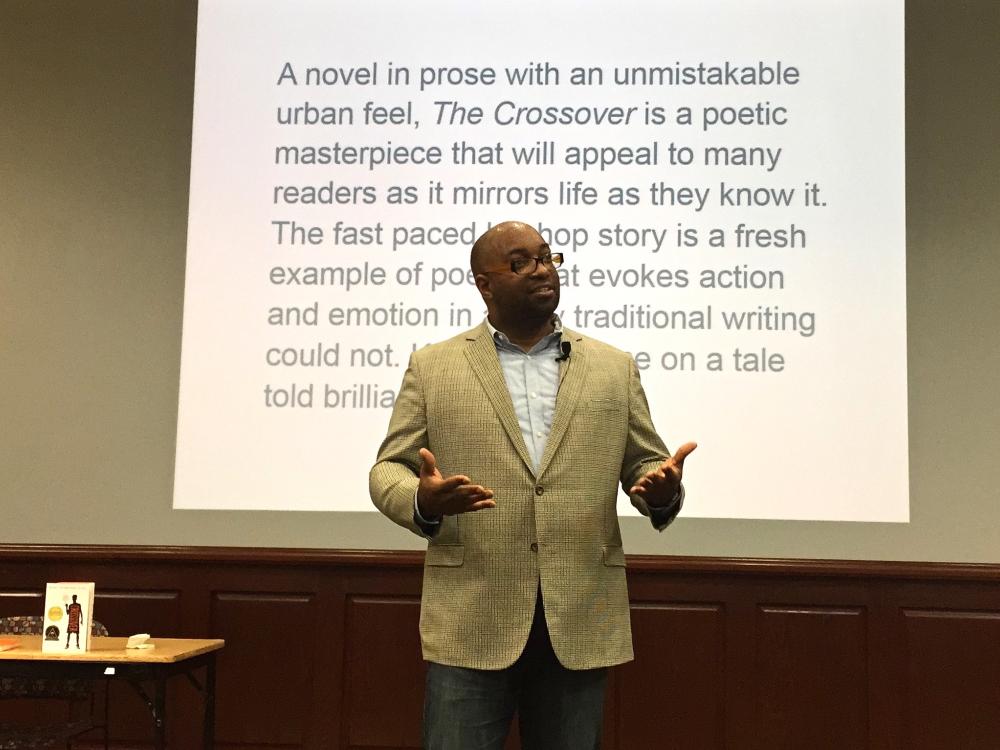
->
[[0, 636, 224, 749]]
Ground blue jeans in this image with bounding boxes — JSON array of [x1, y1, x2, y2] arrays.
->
[[423, 590, 608, 750]]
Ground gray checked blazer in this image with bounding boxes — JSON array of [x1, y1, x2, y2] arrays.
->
[[369, 322, 676, 670]]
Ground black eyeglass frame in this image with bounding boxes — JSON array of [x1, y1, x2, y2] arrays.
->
[[480, 252, 564, 276]]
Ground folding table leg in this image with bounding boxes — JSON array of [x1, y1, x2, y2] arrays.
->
[[204, 656, 217, 749], [153, 676, 167, 750]]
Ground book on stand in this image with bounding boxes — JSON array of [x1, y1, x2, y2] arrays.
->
[[41, 582, 96, 653]]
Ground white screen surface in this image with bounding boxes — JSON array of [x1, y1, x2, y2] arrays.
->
[[176, 0, 907, 521]]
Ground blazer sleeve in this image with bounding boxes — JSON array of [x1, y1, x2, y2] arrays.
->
[[619, 357, 683, 530], [369, 353, 432, 538]]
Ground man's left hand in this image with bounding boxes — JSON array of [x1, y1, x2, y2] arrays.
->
[[629, 442, 698, 507]]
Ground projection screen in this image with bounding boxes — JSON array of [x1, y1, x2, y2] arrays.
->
[[175, 0, 907, 521]]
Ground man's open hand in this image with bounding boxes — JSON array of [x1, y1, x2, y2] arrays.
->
[[629, 442, 698, 508], [416, 448, 495, 519]]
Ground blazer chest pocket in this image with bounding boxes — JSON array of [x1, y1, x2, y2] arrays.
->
[[579, 398, 627, 426], [586, 397, 623, 412], [602, 545, 626, 567], [426, 544, 464, 567]]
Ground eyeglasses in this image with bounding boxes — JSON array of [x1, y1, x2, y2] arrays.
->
[[482, 252, 564, 276]]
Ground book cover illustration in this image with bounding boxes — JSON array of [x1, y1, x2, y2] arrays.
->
[[41, 582, 96, 653]]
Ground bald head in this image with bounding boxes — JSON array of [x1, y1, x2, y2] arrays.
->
[[470, 221, 537, 274]]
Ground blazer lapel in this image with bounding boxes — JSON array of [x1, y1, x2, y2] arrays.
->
[[537, 328, 587, 479], [464, 325, 535, 475]]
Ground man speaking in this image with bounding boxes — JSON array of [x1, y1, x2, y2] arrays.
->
[[370, 221, 695, 749]]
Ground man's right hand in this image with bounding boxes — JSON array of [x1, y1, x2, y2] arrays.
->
[[416, 448, 495, 519]]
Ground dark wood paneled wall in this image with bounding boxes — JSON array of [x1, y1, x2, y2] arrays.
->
[[2, 546, 999, 750]]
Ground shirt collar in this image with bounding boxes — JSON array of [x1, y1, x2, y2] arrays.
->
[[486, 315, 563, 352]]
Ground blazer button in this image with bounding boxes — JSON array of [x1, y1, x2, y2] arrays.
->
[[535, 485, 544, 496], [530, 543, 539, 552]]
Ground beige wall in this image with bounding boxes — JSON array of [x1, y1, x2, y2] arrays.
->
[[2, 1, 998, 560]]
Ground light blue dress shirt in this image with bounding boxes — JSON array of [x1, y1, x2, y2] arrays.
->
[[484, 317, 563, 473]]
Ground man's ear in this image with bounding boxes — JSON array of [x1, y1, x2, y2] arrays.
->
[[474, 273, 492, 300]]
